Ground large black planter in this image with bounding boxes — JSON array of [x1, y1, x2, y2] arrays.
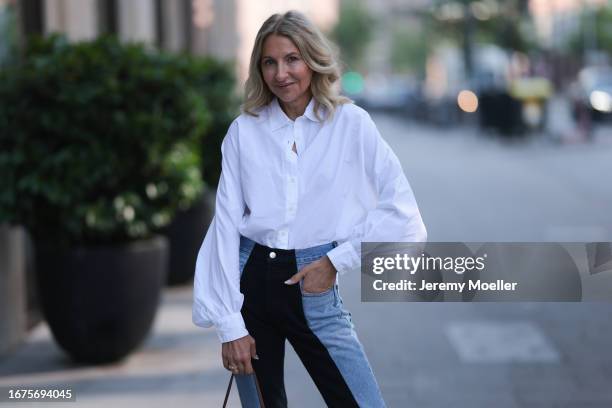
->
[[162, 190, 215, 286], [34, 235, 168, 364]]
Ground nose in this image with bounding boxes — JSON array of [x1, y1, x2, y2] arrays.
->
[[275, 62, 289, 82]]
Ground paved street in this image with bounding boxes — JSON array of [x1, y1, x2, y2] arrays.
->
[[1, 112, 612, 407]]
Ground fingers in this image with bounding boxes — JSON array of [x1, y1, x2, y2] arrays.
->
[[250, 338, 259, 361], [227, 360, 238, 374], [285, 264, 311, 285], [223, 336, 258, 375], [243, 358, 254, 375], [284, 257, 337, 285], [224, 353, 239, 374], [301, 261, 336, 293], [222, 344, 232, 371], [232, 359, 245, 375], [226, 355, 244, 374], [230, 353, 254, 375]]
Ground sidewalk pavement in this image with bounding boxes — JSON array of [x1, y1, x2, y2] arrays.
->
[[0, 285, 243, 407], [2, 279, 612, 407]]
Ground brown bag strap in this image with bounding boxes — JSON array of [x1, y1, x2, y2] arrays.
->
[[222, 374, 234, 407], [222, 373, 265, 407]]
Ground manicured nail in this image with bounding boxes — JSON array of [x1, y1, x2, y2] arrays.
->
[[284, 279, 292, 284], [254, 355, 259, 360]]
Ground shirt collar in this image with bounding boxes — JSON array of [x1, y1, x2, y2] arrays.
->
[[269, 96, 321, 131]]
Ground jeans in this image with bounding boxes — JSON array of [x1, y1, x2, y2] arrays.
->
[[234, 235, 386, 408]]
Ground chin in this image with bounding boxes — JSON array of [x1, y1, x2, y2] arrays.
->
[[276, 92, 301, 104]]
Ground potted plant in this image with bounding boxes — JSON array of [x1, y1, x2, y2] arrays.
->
[[159, 56, 239, 285], [0, 35, 209, 363]]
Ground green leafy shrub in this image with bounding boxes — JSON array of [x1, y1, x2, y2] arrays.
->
[[0, 35, 212, 248], [182, 56, 239, 187]]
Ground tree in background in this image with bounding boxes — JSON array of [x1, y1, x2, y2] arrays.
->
[[430, 0, 536, 76], [330, 0, 375, 71], [390, 21, 429, 76], [566, 5, 612, 62]]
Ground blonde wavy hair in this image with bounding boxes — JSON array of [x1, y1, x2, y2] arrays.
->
[[242, 10, 351, 121]]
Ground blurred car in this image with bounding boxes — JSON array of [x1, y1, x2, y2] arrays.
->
[[464, 71, 552, 135], [358, 76, 422, 115], [508, 76, 553, 132], [570, 66, 612, 122]]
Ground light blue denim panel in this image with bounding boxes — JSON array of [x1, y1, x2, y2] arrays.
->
[[298, 245, 387, 407], [239, 235, 256, 277]]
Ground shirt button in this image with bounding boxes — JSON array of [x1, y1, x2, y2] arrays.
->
[[269, 251, 276, 259]]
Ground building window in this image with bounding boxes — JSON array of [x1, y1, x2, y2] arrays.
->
[[98, 0, 117, 35], [19, 0, 43, 36]]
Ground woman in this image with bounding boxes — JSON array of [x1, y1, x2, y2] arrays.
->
[[193, 10, 426, 407]]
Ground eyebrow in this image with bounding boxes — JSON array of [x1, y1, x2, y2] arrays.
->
[[261, 52, 299, 60]]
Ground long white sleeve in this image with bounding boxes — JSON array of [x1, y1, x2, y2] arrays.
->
[[192, 121, 249, 343], [326, 112, 427, 275]]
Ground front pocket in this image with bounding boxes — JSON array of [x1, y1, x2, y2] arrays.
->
[[300, 283, 343, 325], [299, 279, 334, 297]]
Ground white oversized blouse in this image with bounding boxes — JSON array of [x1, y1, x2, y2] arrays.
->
[[192, 97, 427, 343]]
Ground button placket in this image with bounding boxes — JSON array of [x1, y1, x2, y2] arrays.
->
[[287, 169, 297, 217], [292, 121, 301, 158], [280, 126, 299, 248]]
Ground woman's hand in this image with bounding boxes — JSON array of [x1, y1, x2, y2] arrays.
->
[[285, 255, 337, 293], [222, 334, 258, 375]]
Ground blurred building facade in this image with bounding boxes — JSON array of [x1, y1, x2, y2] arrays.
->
[[530, 0, 607, 51], [15, 0, 339, 84], [360, 0, 432, 77]]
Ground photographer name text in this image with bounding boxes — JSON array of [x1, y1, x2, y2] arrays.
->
[[372, 279, 518, 292]]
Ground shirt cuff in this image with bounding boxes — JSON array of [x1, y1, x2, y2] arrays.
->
[[214, 312, 249, 343], [326, 241, 360, 275]]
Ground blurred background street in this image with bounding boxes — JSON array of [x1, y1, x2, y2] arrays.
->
[[2, 0, 612, 407]]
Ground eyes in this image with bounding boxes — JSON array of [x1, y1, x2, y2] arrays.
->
[[262, 55, 301, 66]]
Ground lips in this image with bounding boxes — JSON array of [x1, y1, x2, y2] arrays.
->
[[277, 82, 295, 88]]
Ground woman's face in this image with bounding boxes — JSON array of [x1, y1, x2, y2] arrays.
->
[[261, 34, 313, 106]]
